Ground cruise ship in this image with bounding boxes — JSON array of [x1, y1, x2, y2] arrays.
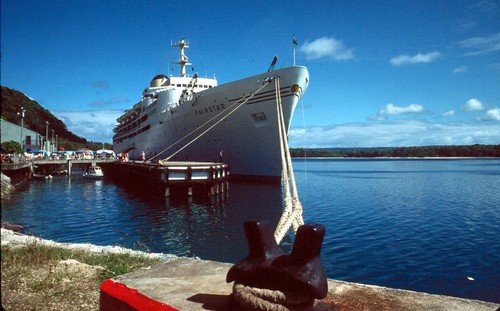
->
[[113, 39, 309, 181]]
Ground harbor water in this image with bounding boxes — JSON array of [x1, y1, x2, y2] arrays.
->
[[2, 158, 499, 303]]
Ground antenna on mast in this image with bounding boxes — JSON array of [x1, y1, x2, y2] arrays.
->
[[172, 38, 192, 77], [292, 35, 298, 66]]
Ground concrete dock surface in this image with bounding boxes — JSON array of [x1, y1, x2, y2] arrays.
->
[[101, 257, 499, 311], [1, 228, 497, 310]]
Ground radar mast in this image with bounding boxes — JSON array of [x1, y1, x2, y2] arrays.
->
[[172, 39, 191, 77]]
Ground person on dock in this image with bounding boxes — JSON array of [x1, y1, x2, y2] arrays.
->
[[141, 151, 145, 162], [219, 150, 223, 163]]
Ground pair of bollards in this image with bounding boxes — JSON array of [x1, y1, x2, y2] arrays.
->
[[226, 221, 328, 310]]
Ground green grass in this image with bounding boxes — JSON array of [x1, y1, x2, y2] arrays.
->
[[2, 241, 162, 282], [1, 241, 163, 310]]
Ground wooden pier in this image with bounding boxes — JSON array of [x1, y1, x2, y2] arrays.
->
[[2, 159, 229, 198], [102, 161, 229, 198], [30, 159, 117, 176], [2, 159, 115, 184]]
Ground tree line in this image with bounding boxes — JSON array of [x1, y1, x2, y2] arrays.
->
[[290, 144, 500, 158]]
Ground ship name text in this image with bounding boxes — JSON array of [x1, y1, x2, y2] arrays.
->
[[195, 103, 226, 116]]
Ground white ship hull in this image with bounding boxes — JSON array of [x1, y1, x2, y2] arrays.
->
[[113, 45, 308, 181]]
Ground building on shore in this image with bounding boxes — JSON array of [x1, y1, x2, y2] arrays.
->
[[0, 119, 53, 152]]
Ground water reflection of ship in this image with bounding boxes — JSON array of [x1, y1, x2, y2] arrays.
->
[[125, 181, 286, 263]]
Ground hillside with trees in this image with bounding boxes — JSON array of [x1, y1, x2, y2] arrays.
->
[[1, 86, 110, 150]]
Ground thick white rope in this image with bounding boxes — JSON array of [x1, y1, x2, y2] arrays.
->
[[232, 283, 315, 311], [274, 77, 292, 243], [274, 76, 304, 244]]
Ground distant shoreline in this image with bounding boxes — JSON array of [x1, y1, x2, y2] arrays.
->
[[289, 145, 500, 158]]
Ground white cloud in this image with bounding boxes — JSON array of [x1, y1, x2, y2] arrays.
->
[[482, 107, 500, 120], [443, 110, 455, 117], [462, 98, 484, 111], [389, 52, 441, 66], [53, 109, 122, 143], [379, 103, 424, 115], [458, 32, 500, 56], [289, 121, 500, 148], [299, 36, 354, 61], [374, 103, 424, 120], [452, 65, 467, 73]]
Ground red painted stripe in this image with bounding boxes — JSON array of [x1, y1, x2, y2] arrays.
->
[[100, 279, 178, 311]]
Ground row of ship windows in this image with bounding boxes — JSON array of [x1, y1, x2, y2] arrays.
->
[[114, 124, 151, 144], [174, 84, 213, 88], [146, 85, 213, 94], [115, 114, 148, 134], [144, 84, 213, 97]]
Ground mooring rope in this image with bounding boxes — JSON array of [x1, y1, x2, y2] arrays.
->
[[148, 79, 272, 162], [273, 76, 304, 244], [225, 77, 307, 310], [232, 283, 315, 311]]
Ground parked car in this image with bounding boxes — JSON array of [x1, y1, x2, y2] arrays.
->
[[30, 150, 50, 159]]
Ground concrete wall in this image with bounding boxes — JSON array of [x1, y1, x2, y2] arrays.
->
[[1, 119, 54, 152]]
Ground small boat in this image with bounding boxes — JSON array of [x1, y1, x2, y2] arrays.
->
[[32, 173, 53, 180], [83, 166, 104, 178]]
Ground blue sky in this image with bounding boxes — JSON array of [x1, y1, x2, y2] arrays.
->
[[2, 0, 499, 147]]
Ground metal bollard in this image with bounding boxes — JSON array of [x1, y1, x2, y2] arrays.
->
[[227, 220, 328, 306]]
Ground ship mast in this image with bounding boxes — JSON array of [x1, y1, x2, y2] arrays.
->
[[172, 39, 191, 77]]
